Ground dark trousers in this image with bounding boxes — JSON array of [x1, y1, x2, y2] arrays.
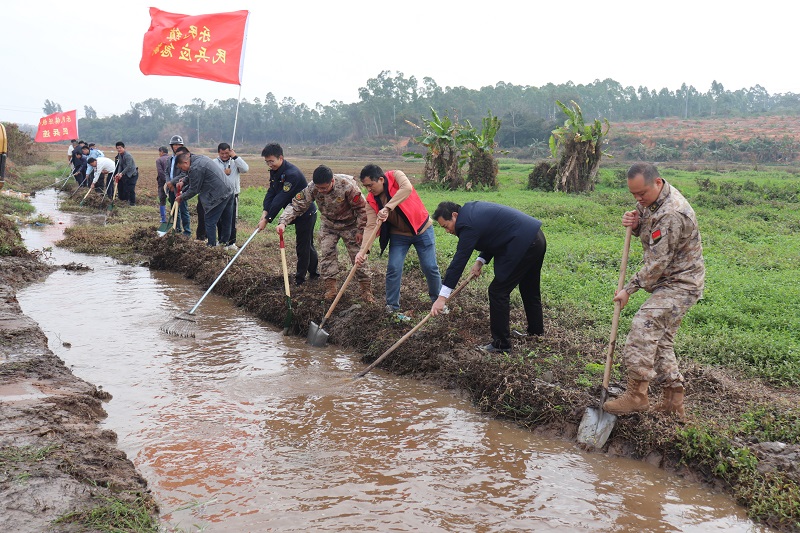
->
[[488, 229, 547, 349], [293, 211, 319, 282], [203, 195, 234, 246], [230, 194, 238, 244], [196, 199, 206, 240], [117, 175, 138, 205], [208, 194, 239, 244]]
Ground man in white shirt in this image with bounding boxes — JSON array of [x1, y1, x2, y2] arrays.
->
[[87, 156, 117, 196], [67, 139, 77, 167], [212, 142, 248, 249]]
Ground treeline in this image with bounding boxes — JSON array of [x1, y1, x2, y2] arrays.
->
[[75, 72, 800, 149]]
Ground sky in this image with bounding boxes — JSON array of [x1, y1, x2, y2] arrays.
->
[[2, 0, 795, 129]]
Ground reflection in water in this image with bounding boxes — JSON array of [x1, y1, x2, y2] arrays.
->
[[16, 189, 766, 532]]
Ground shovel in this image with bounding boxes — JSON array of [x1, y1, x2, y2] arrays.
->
[[308, 222, 383, 347], [279, 229, 293, 335], [78, 186, 93, 206], [577, 226, 633, 450], [158, 201, 178, 236], [356, 272, 478, 378], [107, 178, 118, 213]]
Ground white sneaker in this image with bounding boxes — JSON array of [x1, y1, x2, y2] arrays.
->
[[225, 243, 238, 251]]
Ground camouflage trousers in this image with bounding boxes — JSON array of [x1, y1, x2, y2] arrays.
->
[[318, 224, 370, 282], [622, 289, 701, 384]]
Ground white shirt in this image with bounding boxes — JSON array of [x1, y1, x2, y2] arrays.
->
[[90, 157, 117, 184]]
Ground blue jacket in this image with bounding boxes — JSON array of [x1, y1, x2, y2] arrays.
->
[[442, 201, 543, 288], [263, 160, 315, 223]]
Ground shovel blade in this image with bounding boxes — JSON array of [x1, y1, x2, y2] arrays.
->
[[156, 221, 171, 237], [577, 407, 617, 449], [307, 321, 329, 347]]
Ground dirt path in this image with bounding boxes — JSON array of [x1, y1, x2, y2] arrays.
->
[[0, 255, 157, 532]]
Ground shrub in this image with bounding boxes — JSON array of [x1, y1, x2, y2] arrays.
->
[[528, 161, 556, 191]]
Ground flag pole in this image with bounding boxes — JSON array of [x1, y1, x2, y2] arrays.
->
[[230, 84, 242, 148]]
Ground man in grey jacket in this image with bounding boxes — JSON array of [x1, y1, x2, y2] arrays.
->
[[113, 141, 138, 206], [167, 151, 235, 247]]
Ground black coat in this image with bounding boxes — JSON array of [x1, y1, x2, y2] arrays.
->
[[262, 160, 315, 223], [442, 201, 543, 288]]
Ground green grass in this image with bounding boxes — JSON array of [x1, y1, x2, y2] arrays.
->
[[0, 444, 60, 483], [242, 163, 800, 384], [54, 493, 159, 532]]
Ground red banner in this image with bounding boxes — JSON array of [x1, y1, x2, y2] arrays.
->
[[139, 8, 249, 85], [35, 110, 78, 143]]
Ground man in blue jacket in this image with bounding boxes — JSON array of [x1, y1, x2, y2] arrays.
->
[[257, 143, 319, 285], [431, 201, 547, 353]]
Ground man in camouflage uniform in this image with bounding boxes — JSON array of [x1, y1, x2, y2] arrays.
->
[[603, 162, 704, 419], [277, 165, 374, 303]]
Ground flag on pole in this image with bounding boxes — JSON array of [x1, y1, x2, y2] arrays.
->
[[34, 110, 78, 143], [139, 8, 249, 85]]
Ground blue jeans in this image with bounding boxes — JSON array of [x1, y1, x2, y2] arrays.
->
[[203, 195, 234, 247], [386, 226, 441, 311]]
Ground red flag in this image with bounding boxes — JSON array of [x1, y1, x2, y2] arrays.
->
[[139, 8, 249, 85], [35, 110, 78, 143]]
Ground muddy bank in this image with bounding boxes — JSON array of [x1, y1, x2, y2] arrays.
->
[[0, 249, 157, 531], [95, 225, 799, 531]]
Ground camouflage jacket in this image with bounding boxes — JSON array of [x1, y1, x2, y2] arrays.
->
[[625, 181, 705, 295], [279, 174, 367, 231]]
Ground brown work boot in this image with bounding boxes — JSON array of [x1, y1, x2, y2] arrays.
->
[[324, 278, 338, 300], [654, 384, 686, 420], [359, 280, 375, 304], [603, 378, 650, 415]]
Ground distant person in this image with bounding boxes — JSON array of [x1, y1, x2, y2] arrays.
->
[[167, 151, 236, 247], [213, 142, 248, 249], [276, 165, 372, 302], [355, 164, 441, 316], [166, 135, 191, 236], [67, 139, 77, 167], [71, 150, 88, 185], [113, 142, 138, 206], [87, 143, 104, 159], [156, 146, 170, 223], [602, 163, 705, 420], [431, 201, 546, 354], [257, 143, 319, 285]]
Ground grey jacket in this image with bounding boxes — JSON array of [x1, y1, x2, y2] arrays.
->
[[170, 154, 234, 211]]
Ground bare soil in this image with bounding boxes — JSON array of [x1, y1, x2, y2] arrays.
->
[[0, 231, 157, 531]]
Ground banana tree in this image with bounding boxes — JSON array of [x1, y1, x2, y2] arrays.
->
[[462, 111, 505, 188], [404, 107, 465, 189], [549, 100, 610, 193]]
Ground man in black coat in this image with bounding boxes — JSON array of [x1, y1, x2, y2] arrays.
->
[[257, 143, 319, 285], [431, 201, 547, 353]]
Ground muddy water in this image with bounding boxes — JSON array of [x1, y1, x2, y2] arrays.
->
[[15, 189, 766, 532]]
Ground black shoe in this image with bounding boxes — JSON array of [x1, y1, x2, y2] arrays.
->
[[479, 342, 510, 354], [309, 272, 320, 281], [294, 277, 305, 286]]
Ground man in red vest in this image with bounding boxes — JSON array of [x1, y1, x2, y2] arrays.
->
[[355, 164, 441, 316]]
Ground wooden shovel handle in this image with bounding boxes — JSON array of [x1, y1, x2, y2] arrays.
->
[[319, 222, 383, 328], [279, 231, 291, 298], [601, 226, 633, 390], [356, 272, 478, 378]]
